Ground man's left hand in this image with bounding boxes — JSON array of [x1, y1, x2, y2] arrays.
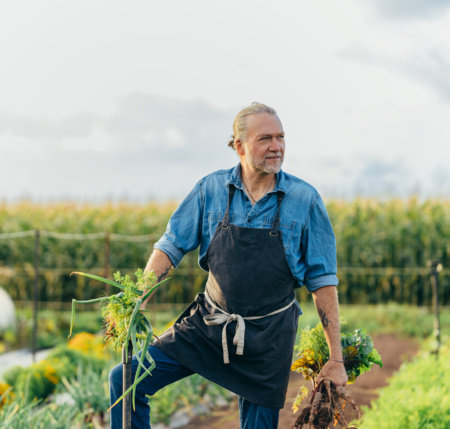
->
[[316, 360, 348, 386]]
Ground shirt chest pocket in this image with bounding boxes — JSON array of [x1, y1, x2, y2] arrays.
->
[[263, 215, 297, 249], [208, 211, 236, 231]]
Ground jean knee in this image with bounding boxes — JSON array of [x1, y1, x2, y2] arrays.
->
[[109, 363, 123, 390]]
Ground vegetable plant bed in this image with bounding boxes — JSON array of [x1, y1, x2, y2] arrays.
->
[[180, 334, 419, 429]]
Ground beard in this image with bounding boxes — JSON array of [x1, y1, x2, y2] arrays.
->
[[248, 152, 284, 175]]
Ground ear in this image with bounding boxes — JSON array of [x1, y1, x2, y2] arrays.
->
[[235, 139, 245, 156]]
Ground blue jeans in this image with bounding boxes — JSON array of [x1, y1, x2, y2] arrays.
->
[[109, 345, 280, 429]]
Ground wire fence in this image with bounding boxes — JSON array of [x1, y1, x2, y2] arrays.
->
[[0, 229, 448, 300], [0, 229, 447, 359]]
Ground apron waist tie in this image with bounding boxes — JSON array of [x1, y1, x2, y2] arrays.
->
[[203, 291, 296, 364]]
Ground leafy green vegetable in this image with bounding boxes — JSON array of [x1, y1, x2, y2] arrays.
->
[[291, 323, 383, 384], [68, 269, 170, 410], [341, 328, 383, 382], [291, 323, 329, 382], [291, 323, 383, 419], [354, 344, 450, 428]]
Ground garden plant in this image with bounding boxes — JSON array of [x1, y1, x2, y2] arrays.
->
[[69, 269, 170, 410], [291, 323, 382, 429], [354, 342, 449, 429]]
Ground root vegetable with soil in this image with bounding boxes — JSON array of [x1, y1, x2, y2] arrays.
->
[[293, 378, 359, 429], [291, 324, 382, 429]]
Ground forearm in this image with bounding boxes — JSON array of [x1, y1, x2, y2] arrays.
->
[[142, 248, 173, 307], [311, 285, 343, 360]]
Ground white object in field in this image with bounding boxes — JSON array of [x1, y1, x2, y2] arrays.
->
[[0, 287, 16, 332]]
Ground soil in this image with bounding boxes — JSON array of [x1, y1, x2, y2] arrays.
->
[[181, 334, 419, 429]]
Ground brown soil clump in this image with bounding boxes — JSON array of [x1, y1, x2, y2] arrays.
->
[[293, 378, 359, 429]]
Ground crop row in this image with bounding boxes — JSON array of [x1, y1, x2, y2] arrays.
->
[[0, 198, 449, 305], [354, 341, 450, 428]]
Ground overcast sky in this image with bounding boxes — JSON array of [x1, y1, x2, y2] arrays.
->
[[1, 0, 449, 202]]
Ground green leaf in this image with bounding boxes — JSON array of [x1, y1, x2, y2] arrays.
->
[[124, 299, 143, 357], [140, 277, 171, 302], [368, 348, 383, 367], [71, 271, 126, 291], [141, 317, 154, 339], [132, 332, 154, 410], [67, 296, 110, 340], [108, 365, 154, 412]]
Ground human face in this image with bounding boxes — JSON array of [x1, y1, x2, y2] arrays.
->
[[237, 113, 285, 175]]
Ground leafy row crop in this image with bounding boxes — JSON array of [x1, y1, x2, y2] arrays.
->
[[0, 332, 232, 428], [0, 198, 449, 305], [354, 343, 450, 429]]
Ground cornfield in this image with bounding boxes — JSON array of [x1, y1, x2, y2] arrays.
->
[[0, 198, 449, 305], [327, 198, 450, 305]]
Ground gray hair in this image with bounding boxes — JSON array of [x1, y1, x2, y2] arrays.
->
[[228, 102, 278, 150]]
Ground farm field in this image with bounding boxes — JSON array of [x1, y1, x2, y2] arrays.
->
[[1, 198, 449, 306], [1, 303, 448, 428], [182, 334, 420, 429], [1, 199, 449, 427], [2, 301, 448, 355]]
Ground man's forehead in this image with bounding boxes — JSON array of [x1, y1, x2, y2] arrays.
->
[[246, 113, 284, 135]]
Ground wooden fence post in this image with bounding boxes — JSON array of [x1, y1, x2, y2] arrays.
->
[[429, 261, 443, 355], [104, 232, 111, 294], [32, 229, 40, 362]]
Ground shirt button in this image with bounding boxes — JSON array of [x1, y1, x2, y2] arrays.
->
[[246, 217, 252, 223]]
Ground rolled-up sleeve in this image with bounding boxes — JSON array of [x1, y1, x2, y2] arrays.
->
[[154, 181, 203, 267], [301, 194, 339, 292]]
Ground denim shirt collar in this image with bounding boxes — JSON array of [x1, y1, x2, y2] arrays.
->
[[226, 163, 288, 195]]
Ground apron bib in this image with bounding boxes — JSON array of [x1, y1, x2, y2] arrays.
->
[[155, 186, 300, 409]]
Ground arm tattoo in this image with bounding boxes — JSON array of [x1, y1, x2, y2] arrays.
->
[[157, 265, 171, 282], [319, 309, 329, 328]]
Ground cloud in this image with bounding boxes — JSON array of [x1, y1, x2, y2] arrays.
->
[[0, 94, 238, 201], [103, 92, 235, 164], [0, 93, 236, 162], [353, 157, 417, 197], [0, 112, 98, 140], [2, 92, 448, 202], [399, 50, 450, 101], [339, 44, 450, 102], [368, 0, 450, 20], [287, 156, 418, 199], [430, 164, 450, 196]]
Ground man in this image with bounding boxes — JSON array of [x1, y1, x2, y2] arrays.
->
[[109, 102, 347, 429]]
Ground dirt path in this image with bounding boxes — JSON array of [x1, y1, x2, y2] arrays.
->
[[181, 334, 419, 428]]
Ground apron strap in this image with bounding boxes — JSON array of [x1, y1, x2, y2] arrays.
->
[[222, 186, 284, 235], [221, 185, 236, 229], [270, 191, 285, 236]]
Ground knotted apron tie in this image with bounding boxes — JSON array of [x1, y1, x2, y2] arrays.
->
[[203, 290, 296, 364]]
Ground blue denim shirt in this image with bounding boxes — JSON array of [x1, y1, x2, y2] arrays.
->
[[155, 164, 338, 292]]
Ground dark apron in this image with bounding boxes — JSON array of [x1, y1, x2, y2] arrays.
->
[[155, 185, 300, 409]]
